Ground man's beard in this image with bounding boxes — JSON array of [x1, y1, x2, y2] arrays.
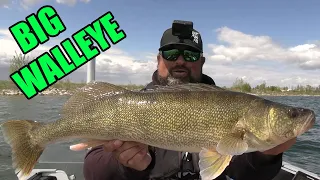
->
[[157, 66, 200, 86]]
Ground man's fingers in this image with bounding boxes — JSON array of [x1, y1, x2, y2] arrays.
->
[[113, 141, 143, 154], [127, 148, 152, 171], [70, 143, 88, 151], [117, 145, 145, 165], [101, 140, 151, 171], [103, 140, 123, 152], [70, 140, 109, 151]]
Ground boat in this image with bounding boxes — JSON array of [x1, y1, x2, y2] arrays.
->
[[19, 144, 319, 180], [273, 161, 320, 180], [24, 160, 319, 180]]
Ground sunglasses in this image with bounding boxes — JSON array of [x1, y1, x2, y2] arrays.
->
[[160, 49, 201, 62]]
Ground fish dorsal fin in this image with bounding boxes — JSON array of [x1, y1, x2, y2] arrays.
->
[[61, 81, 129, 118], [149, 83, 226, 92]]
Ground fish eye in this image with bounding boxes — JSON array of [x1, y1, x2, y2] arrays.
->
[[288, 108, 299, 118]]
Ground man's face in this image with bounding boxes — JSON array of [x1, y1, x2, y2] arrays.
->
[[157, 45, 205, 85]]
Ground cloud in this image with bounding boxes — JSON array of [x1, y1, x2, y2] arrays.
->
[[1, 0, 91, 9], [0, 0, 10, 7], [202, 63, 320, 88], [95, 49, 156, 74], [55, 0, 77, 6], [77, 47, 158, 85], [208, 27, 320, 70], [0, 29, 52, 66], [204, 27, 320, 87], [23, 0, 90, 6]]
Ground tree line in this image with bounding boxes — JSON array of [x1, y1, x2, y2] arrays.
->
[[228, 78, 320, 95]]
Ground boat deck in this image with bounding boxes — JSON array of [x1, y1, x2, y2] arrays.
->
[[26, 161, 320, 180], [23, 146, 320, 180]]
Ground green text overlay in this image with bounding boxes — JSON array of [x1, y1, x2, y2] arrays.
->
[[8, 5, 127, 99]]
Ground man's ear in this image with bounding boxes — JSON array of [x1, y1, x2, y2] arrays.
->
[[201, 56, 206, 66], [157, 53, 161, 64]]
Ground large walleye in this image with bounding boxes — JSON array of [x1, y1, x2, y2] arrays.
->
[[1, 81, 316, 180]]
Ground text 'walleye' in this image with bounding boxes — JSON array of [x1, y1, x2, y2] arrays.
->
[[8, 5, 127, 99]]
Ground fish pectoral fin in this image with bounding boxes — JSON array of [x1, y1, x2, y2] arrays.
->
[[216, 131, 248, 155], [199, 148, 232, 180], [244, 131, 271, 151], [70, 139, 107, 151]]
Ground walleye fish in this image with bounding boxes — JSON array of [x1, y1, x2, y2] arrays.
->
[[0, 81, 316, 180]]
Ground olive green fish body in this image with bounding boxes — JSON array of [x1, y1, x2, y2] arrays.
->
[[1, 82, 315, 180], [32, 90, 248, 152], [45, 88, 272, 151]]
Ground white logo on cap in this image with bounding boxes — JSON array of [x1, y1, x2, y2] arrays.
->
[[192, 31, 199, 44]]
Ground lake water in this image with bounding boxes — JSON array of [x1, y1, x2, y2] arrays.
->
[[0, 95, 319, 180]]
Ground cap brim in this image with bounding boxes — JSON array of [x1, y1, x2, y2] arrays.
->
[[159, 42, 202, 52]]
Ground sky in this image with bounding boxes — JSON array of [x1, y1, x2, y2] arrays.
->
[[0, 0, 320, 88]]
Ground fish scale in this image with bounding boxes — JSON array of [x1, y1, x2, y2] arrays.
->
[[0, 81, 315, 180]]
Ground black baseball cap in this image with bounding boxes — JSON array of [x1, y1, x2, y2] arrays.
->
[[159, 28, 203, 52]]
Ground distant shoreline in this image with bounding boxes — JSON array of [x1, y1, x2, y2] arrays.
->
[[1, 88, 75, 96], [248, 93, 320, 97], [0, 80, 145, 97], [1, 88, 320, 97]]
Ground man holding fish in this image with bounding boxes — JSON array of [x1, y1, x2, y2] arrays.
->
[[79, 21, 298, 180], [1, 20, 314, 180]]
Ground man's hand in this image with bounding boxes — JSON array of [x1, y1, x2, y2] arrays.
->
[[103, 140, 152, 171], [70, 140, 152, 171], [262, 138, 297, 155]]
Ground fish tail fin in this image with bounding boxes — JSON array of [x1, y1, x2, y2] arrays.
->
[[1, 120, 45, 180]]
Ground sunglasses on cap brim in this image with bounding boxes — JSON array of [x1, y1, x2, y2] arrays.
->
[[160, 49, 202, 62]]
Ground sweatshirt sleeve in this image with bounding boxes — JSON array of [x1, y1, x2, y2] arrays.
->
[[83, 145, 155, 180], [225, 152, 283, 180]]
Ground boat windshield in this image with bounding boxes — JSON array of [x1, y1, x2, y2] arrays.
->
[[38, 143, 87, 163], [34, 142, 87, 179]]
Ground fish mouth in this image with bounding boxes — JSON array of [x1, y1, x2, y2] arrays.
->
[[305, 112, 316, 129], [296, 112, 316, 136]]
